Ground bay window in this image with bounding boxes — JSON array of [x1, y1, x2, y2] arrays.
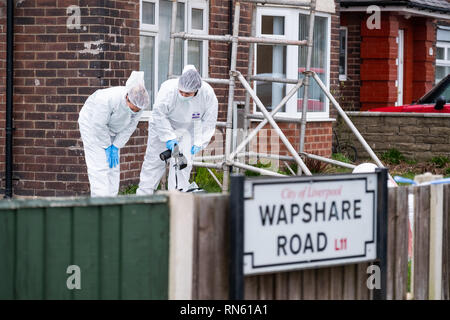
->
[[436, 43, 450, 84], [140, 0, 209, 110], [255, 7, 331, 119]]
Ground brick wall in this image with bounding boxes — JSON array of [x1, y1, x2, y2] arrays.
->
[[1, 0, 338, 197], [337, 112, 450, 161], [0, 0, 144, 197], [340, 11, 437, 111], [209, 0, 337, 161]]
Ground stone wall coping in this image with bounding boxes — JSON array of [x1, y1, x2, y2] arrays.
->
[[346, 111, 450, 118]]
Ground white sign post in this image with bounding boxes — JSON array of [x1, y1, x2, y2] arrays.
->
[[243, 172, 380, 275]]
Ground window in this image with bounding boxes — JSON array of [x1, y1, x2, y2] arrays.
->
[[255, 7, 330, 119], [139, 0, 209, 110], [436, 43, 450, 84], [339, 27, 347, 81], [436, 26, 450, 84]]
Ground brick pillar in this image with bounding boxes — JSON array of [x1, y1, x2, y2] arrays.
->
[[6, 0, 141, 197], [360, 12, 399, 110], [339, 12, 363, 111], [412, 17, 436, 101]]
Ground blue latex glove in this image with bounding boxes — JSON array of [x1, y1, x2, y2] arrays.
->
[[191, 145, 201, 155], [166, 139, 178, 151], [105, 145, 119, 168]]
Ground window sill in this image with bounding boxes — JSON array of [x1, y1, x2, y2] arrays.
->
[[249, 117, 336, 123]]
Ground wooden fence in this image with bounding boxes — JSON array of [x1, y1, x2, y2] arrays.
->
[[1, 185, 448, 300], [0, 196, 170, 300], [189, 186, 450, 300]]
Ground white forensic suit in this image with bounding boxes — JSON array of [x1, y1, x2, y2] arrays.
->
[[78, 86, 144, 197], [136, 79, 218, 194]]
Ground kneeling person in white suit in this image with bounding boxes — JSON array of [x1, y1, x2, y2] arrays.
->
[[136, 65, 218, 195], [78, 71, 150, 197]]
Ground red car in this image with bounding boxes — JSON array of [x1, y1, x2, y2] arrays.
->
[[369, 74, 450, 113]]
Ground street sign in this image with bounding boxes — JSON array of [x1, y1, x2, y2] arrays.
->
[[242, 172, 381, 275]]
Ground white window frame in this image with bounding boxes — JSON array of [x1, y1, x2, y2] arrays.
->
[[140, 0, 158, 32], [139, 0, 209, 119], [436, 41, 450, 84], [339, 26, 348, 81], [254, 6, 331, 121], [186, 1, 209, 76]]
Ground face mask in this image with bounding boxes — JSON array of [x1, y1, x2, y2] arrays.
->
[[178, 92, 194, 102], [127, 106, 139, 115]]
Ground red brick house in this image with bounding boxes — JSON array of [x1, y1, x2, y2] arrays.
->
[[339, 0, 450, 111], [0, 0, 343, 197]]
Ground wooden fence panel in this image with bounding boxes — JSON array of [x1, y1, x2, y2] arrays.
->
[[302, 269, 316, 300], [275, 272, 289, 299], [316, 268, 331, 299], [259, 274, 275, 300], [443, 185, 450, 300], [329, 266, 344, 299], [244, 275, 259, 299], [193, 194, 229, 300], [356, 263, 370, 300], [192, 194, 374, 300], [287, 271, 302, 300], [394, 187, 409, 300], [387, 188, 397, 299], [413, 185, 431, 300], [386, 187, 409, 300], [0, 196, 170, 300], [343, 265, 357, 300]]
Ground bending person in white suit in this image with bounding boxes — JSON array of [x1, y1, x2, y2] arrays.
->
[[78, 71, 150, 197], [136, 65, 218, 195]]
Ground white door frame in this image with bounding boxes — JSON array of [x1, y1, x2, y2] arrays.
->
[[396, 29, 404, 106]]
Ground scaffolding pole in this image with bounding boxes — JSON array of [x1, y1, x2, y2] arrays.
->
[[171, 32, 308, 46], [222, 1, 242, 192], [311, 71, 385, 167], [298, 0, 316, 174], [168, 0, 178, 78], [235, 70, 312, 175], [164, 0, 390, 192], [230, 79, 304, 160]]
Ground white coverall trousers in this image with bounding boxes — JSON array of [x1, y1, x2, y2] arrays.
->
[[79, 122, 120, 197], [136, 129, 192, 195]]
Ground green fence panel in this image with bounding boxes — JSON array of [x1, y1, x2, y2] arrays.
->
[[45, 207, 73, 300], [0, 195, 170, 300], [16, 208, 45, 300], [99, 205, 121, 300], [73, 205, 101, 300], [121, 203, 170, 300], [0, 209, 14, 299]]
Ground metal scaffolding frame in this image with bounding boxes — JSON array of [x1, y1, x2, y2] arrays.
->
[[166, 0, 390, 192]]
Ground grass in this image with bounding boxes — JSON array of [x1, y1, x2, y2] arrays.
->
[[119, 184, 138, 195], [381, 148, 406, 165], [194, 167, 223, 193], [430, 156, 450, 168]]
